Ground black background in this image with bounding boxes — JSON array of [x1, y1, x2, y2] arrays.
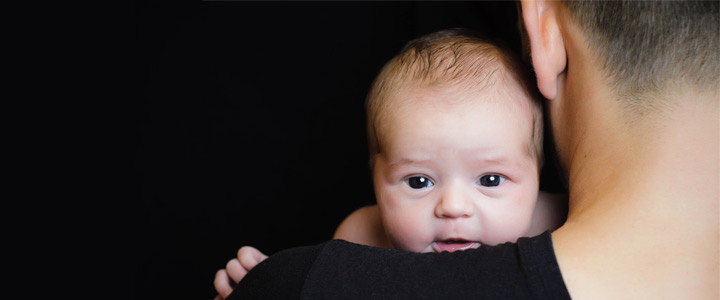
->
[[134, 1, 566, 299]]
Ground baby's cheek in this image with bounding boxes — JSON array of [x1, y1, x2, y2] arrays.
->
[[384, 225, 410, 250], [483, 208, 533, 245], [485, 226, 527, 245], [383, 212, 427, 251]]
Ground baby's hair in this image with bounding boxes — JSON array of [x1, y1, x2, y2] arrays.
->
[[365, 28, 544, 171]]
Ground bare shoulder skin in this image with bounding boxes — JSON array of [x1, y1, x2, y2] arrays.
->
[[333, 205, 394, 249]]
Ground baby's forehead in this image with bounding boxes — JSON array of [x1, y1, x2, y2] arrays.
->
[[374, 78, 538, 158], [384, 74, 533, 116]]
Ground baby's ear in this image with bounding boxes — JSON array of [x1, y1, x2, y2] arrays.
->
[[520, 0, 567, 100]]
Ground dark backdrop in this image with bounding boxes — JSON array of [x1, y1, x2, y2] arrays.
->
[[134, 1, 566, 299]]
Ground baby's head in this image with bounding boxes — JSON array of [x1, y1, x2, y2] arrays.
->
[[366, 29, 544, 253]]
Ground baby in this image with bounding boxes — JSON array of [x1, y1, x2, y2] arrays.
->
[[214, 28, 566, 298]]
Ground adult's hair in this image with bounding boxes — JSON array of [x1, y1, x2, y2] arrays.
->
[[365, 28, 544, 169], [562, 0, 719, 113]]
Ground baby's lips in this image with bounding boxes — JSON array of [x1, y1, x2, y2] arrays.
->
[[432, 240, 481, 253]]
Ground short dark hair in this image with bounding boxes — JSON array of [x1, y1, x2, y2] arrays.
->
[[563, 0, 719, 111]]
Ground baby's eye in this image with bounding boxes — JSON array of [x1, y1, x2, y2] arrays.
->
[[405, 176, 434, 189], [478, 174, 506, 187]]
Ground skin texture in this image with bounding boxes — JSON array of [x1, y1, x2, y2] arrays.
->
[[333, 78, 567, 252], [371, 82, 540, 253]]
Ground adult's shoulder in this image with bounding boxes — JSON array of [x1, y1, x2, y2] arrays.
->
[[228, 233, 569, 299], [301, 233, 569, 299]]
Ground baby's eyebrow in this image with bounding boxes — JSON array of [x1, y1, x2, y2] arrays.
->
[[478, 156, 510, 165], [387, 158, 432, 170], [388, 155, 512, 167], [475, 155, 536, 171]]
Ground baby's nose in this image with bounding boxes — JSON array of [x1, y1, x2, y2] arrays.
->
[[434, 187, 474, 219]]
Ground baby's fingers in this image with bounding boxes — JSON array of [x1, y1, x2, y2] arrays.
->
[[214, 269, 235, 299], [226, 258, 249, 284], [237, 246, 268, 269]]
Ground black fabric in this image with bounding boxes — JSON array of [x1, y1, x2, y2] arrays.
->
[[229, 231, 570, 300], [228, 244, 323, 300]]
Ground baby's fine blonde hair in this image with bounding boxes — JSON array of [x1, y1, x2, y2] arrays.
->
[[365, 28, 544, 171]]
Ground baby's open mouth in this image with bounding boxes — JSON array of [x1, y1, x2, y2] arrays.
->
[[432, 239, 481, 253]]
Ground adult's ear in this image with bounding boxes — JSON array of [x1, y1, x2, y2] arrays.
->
[[521, 0, 567, 100]]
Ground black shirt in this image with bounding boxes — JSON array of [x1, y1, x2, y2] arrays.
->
[[229, 231, 570, 300]]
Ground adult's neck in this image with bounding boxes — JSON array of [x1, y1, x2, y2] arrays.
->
[[567, 88, 718, 224], [554, 88, 719, 299]]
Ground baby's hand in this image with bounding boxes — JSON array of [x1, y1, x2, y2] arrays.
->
[[213, 246, 268, 299]]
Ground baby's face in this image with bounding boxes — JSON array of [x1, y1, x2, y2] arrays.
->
[[372, 84, 539, 253]]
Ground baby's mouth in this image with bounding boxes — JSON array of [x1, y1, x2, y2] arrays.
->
[[432, 239, 481, 253]]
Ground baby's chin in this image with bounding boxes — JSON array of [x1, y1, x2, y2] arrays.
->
[[430, 240, 482, 253]]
